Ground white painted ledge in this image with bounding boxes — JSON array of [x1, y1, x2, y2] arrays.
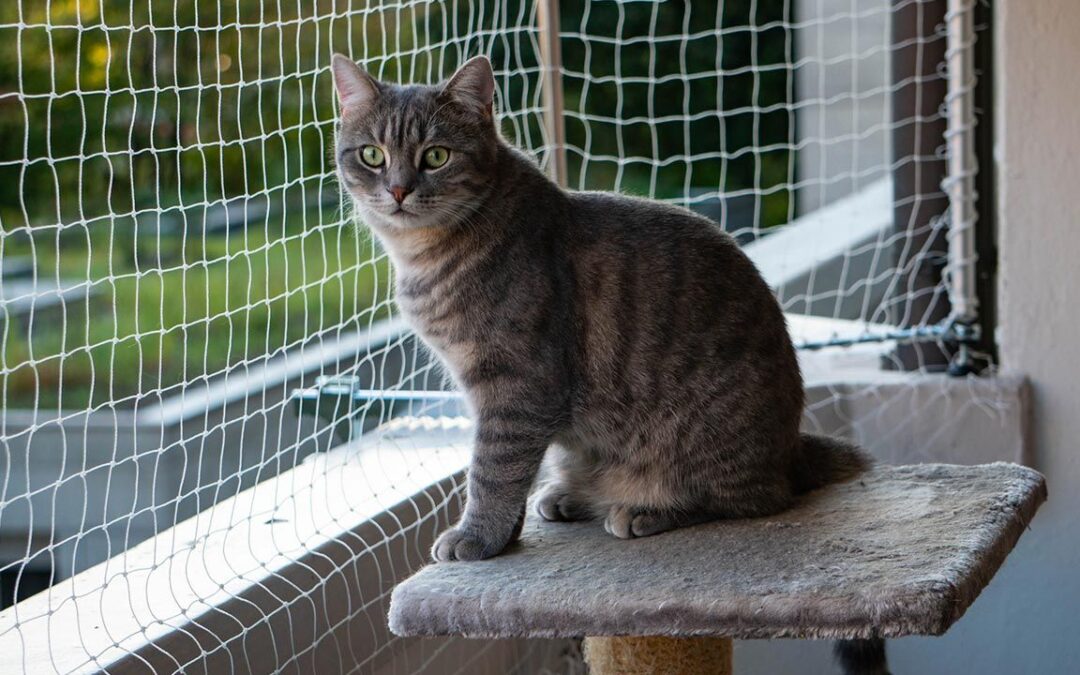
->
[[138, 318, 411, 427], [0, 418, 475, 674], [746, 178, 892, 290]]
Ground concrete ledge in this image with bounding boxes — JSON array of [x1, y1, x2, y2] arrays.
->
[[803, 373, 1030, 467]]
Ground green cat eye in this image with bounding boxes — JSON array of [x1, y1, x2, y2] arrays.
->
[[360, 145, 385, 168], [423, 146, 450, 169]]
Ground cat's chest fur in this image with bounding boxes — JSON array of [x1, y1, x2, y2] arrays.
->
[[390, 246, 493, 379]]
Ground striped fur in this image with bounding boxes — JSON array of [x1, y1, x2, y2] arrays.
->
[[331, 56, 872, 577]]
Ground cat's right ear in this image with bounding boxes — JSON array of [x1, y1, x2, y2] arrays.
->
[[331, 54, 379, 114]]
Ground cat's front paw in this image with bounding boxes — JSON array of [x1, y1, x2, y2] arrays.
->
[[431, 526, 506, 562]]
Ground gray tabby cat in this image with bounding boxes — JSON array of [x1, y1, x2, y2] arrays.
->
[[331, 54, 889, 675]]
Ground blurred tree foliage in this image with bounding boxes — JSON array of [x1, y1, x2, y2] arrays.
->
[[559, 0, 792, 227], [0, 0, 354, 230]]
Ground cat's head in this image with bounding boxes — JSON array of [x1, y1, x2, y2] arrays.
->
[[331, 54, 499, 232]]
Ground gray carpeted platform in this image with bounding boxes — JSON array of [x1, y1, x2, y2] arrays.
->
[[389, 463, 1045, 640]]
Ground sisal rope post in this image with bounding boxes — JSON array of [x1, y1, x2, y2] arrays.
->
[[582, 636, 733, 675]]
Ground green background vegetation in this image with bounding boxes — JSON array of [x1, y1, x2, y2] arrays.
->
[[559, 0, 792, 226], [0, 0, 790, 409]]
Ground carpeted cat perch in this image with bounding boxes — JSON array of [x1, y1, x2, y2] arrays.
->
[[389, 463, 1046, 674]]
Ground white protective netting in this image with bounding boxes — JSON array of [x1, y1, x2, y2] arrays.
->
[[0, 0, 987, 673]]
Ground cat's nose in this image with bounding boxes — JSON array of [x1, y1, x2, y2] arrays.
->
[[387, 185, 413, 204]]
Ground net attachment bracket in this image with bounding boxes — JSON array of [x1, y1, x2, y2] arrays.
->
[[795, 319, 983, 377], [944, 319, 982, 377], [291, 375, 463, 444]]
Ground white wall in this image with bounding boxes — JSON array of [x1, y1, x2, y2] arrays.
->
[[739, 1, 1080, 671]]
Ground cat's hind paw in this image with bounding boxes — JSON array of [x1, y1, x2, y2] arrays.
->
[[603, 505, 680, 539], [534, 486, 591, 522]]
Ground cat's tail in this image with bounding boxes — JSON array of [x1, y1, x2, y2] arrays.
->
[[791, 432, 873, 494], [834, 638, 891, 675]]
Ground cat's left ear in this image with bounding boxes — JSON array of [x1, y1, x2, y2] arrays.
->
[[443, 55, 495, 118]]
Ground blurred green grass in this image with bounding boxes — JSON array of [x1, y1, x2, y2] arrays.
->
[[2, 214, 391, 410]]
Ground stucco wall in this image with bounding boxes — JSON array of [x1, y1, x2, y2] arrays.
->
[[739, 1, 1080, 672]]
